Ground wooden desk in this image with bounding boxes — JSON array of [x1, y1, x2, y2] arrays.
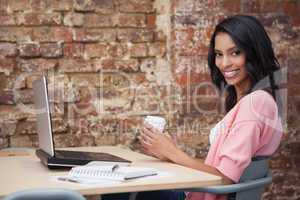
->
[[0, 146, 222, 197]]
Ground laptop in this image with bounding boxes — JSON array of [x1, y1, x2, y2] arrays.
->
[[32, 76, 132, 169]]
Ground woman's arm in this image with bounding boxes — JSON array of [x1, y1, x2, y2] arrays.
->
[[168, 147, 233, 185], [139, 123, 233, 185]]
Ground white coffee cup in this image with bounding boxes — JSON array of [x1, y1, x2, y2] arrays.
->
[[144, 116, 166, 132]]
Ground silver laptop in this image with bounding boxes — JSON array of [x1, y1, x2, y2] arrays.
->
[[33, 76, 131, 169]]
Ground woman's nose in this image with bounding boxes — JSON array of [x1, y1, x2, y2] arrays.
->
[[221, 56, 232, 69]]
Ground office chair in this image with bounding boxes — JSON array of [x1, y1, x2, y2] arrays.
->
[[182, 156, 272, 200], [3, 188, 86, 200]]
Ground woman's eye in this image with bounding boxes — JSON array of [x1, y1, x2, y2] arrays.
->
[[232, 50, 241, 56], [215, 52, 222, 57]]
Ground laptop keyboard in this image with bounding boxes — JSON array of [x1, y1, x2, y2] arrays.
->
[[55, 150, 129, 162]]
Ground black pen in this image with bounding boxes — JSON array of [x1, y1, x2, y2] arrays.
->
[[58, 177, 81, 183], [112, 164, 119, 172]]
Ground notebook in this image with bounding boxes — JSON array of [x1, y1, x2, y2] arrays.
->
[[64, 164, 158, 182]]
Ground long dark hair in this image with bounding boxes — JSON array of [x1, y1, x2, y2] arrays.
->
[[208, 15, 280, 113]]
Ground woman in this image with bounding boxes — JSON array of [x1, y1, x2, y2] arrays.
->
[[137, 15, 283, 200]]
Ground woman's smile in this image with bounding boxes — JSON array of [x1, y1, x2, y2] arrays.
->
[[223, 69, 241, 79]]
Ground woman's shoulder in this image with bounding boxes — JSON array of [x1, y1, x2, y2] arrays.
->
[[242, 90, 277, 109], [234, 90, 279, 122]]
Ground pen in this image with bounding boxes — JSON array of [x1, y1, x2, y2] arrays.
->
[[112, 164, 119, 172], [58, 177, 81, 183]]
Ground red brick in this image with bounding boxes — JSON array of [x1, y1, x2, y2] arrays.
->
[[15, 89, 34, 104], [108, 43, 128, 58], [109, 59, 139, 72], [174, 29, 208, 56], [147, 14, 156, 28], [58, 59, 100, 72], [178, 42, 208, 56], [1, 74, 26, 90], [282, 0, 300, 26], [70, 74, 100, 88], [258, 15, 290, 28], [85, 43, 108, 58], [0, 13, 16, 25], [174, 55, 209, 74], [118, 14, 146, 28], [129, 43, 147, 57], [117, 28, 154, 42], [84, 14, 116, 27], [52, 118, 68, 133], [18, 43, 40, 58], [18, 59, 58, 72], [74, 0, 93, 11], [0, 27, 32, 42], [7, 0, 31, 11], [241, 0, 260, 13], [73, 28, 116, 42], [15, 119, 37, 135], [154, 30, 167, 41], [30, 0, 52, 11], [53, 133, 78, 147], [174, 70, 210, 87], [10, 135, 33, 147], [50, 0, 73, 11], [222, 0, 241, 13], [100, 72, 131, 88], [93, 0, 115, 14], [0, 105, 34, 120], [270, 154, 293, 169], [260, 0, 282, 13], [0, 90, 14, 104], [0, 73, 6, 89], [32, 27, 72, 42], [63, 12, 84, 27], [63, 43, 84, 58], [119, 0, 154, 13], [0, 58, 15, 75], [0, 121, 17, 136], [101, 59, 139, 72], [173, 0, 195, 14], [0, 0, 8, 12], [0, 43, 17, 57], [17, 13, 62, 26], [0, 137, 9, 149], [68, 101, 98, 118], [95, 134, 116, 145], [40, 43, 63, 58], [288, 59, 300, 85], [148, 42, 166, 57]]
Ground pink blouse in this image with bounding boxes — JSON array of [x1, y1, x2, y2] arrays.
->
[[186, 90, 283, 200]]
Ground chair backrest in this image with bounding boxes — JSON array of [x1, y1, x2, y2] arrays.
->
[[231, 156, 270, 200], [180, 156, 272, 200], [3, 188, 86, 200], [239, 156, 269, 182]]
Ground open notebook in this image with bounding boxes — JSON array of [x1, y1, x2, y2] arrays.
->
[[62, 164, 158, 182]]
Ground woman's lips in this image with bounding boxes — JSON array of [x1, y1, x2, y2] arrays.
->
[[223, 69, 240, 78]]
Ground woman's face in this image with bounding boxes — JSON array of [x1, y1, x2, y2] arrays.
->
[[214, 32, 250, 91]]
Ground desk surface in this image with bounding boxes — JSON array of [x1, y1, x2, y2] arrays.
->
[[0, 146, 222, 197]]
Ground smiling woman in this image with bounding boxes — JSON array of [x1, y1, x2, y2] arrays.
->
[[214, 32, 251, 101], [102, 15, 283, 200]]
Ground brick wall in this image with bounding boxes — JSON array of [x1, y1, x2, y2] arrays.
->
[[0, 0, 299, 199]]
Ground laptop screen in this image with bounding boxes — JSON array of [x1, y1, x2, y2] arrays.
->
[[32, 76, 55, 157]]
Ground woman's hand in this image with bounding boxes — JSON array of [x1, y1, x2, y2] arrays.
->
[[139, 123, 234, 185], [139, 123, 178, 161]]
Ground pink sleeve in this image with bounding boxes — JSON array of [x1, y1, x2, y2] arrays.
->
[[215, 121, 261, 183]]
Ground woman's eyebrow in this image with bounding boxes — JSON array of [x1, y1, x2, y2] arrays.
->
[[215, 46, 238, 52]]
